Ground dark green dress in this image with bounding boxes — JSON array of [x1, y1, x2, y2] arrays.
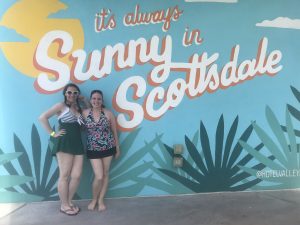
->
[[50, 107, 84, 156]]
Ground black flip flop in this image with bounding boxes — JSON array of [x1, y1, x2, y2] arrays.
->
[[71, 205, 81, 213], [60, 208, 78, 216]]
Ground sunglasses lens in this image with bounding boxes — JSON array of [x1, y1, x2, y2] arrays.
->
[[66, 91, 78, 95]]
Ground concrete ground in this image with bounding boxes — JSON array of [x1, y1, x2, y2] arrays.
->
[[1, 189, 300, 225]]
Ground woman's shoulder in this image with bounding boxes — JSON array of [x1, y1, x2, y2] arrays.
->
[[56, 102, 66, 108], [50, 102, 66, 112], [102, 108, 114, 118], [82, 108, 92, 117], [102, 108, 112, 114]]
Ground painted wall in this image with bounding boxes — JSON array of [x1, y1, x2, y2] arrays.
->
[[0, 0, 300, 203]]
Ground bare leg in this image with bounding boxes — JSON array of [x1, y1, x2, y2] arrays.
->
[[88, 159, 104, 210], [56, 152, 77, 215], [98, 156, 113, 211], [68, 155, 83, 212]]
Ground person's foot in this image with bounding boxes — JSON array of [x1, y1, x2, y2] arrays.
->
[[69, 202, 81, 213], [98, 202, 106, 211], [60, 207, 78, 216], [88, 200, 97, 211]]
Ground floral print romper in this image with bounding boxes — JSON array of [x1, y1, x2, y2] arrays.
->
[[85, 110, 116, 159]]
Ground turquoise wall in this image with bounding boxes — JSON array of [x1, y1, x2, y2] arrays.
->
[[0, 0, 300, 203]]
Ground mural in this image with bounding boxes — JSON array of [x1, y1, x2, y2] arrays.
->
[[0, 0, 299, 203]]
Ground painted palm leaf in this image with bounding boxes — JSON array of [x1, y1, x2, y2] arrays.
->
[[0, 124, 59, 201], [0, 175, 34, 189], [147, 133, 195, 194], [240, 106, 300, 188], [0, 191, 43, 202], [78, 128, 160, 199], [158, 115, 267, 193], [288, 85, 300, 122], [107, 133, 162, 198], [0, 152, 43, 203], [282, 86, 300, 137]]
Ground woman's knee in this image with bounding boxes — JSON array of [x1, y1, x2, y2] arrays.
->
[[59, 173, 70, 182], [94, 170, 104, 181], [102, 170, 110, 179], [59, 168, 71, 180], [70, 171, 82, 181], [94, 175, 103, 182]]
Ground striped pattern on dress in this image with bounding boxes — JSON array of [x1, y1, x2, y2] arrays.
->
[[58, 107, 80, 123]]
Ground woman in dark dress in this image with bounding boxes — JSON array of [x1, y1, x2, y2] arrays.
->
[[82, 90, 120, 211], [39, 83, 85, 216]]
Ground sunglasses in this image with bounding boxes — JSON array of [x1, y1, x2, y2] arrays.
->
[[66, 91, 79, 95]]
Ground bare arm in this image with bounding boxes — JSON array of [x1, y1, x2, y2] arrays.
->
[[78, 95, 91, 109], [105, 109, 120, 158], [82, 108, 91, 120], [39, 102, 65, 137]]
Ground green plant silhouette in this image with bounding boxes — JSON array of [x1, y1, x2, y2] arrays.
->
[[157, 115, 270, 192], [0, 152, 43, 202], [282, 85, 300, 138], [142, 132, 197, 194], [240, 106, 300, 189], [109, 128, 164, 197], [78, 128, 160, 199], [0, 124, 59, 201]]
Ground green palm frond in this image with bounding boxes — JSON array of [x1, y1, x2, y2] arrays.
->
[[239, 106, 300, 188], [288, 86, 300, 120], [147, 133, 194, 194], [78, 128, 160, 199], [0, 191, 43, 202], [281, 86, 300, 137], [0, 152, 43, 203], [0, 124, 59, 201], [107, 182, 146, 197], [0, 152, 22, 165], [0, 175, 34, 189], [107, 132, 162, 198], [157, 115, 267, 193]]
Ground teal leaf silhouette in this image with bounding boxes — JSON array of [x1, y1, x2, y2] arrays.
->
[[107, 182, 145, 197], [31, 125, 41, 191], [0, 152, 43, 203], [1, 124, 59, 201], [240, 106, 300, 189], [0, 175, 33, 189], [157, 115, 265, 193], [110, 135, 161, 197], [282, 86, 300, 137], [0, 152, 22, 165], [79, 129, 158, 199], [0, 191, 43, 203]]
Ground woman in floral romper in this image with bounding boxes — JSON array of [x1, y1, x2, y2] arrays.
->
[[82, 90, 120, 211]]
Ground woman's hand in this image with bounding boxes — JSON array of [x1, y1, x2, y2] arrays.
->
[[114, 146, 121, 159], [53, 129, 66, 138], [78, 95, 91, 108], [78, 95, 85, 102]]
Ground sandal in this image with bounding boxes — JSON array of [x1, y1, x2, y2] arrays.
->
[[60, 208, 78, 216], [71, 204, 81, 213]]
